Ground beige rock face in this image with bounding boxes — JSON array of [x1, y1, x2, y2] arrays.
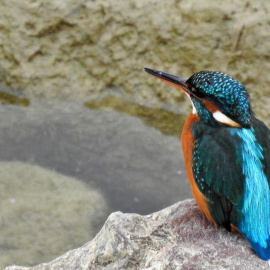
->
[[5, 199, 270, 270], [0, 0, 270, 122]]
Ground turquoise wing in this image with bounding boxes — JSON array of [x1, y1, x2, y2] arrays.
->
[[192, 121, 244, 230], [191, 118, 270, 259]]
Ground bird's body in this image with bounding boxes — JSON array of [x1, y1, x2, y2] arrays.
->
[[144, 68, 270, 260]]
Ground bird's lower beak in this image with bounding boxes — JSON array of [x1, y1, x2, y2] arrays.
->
[[144, 67, 190, 95]]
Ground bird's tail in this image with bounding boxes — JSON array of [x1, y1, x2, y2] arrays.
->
[[250, 241, 270, 261]]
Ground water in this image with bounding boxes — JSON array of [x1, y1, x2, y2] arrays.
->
[[0, 96, 192, 268]]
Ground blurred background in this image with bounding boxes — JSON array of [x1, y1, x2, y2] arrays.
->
[[1, 0, 270, 268]]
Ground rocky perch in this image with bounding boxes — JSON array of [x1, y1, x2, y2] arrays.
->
[[5, 199, 270, 270]]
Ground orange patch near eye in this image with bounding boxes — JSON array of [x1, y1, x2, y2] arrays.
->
[[202, 99, 220, 113], [203, 99, 241, 127]]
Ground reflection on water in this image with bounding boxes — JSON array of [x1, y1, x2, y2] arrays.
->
[[0, 90, 30, 107], [85, 95, 186, 136], [0, 96, 192, 268]]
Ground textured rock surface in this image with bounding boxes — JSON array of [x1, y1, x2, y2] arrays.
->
[[0, 0, 270, 123], [5, 199, 270, 270]]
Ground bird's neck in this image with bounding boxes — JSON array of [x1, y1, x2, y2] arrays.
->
[[191, 98, 220, 127]]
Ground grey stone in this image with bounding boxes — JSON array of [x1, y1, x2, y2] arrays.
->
[[5, 199, 270, 270]]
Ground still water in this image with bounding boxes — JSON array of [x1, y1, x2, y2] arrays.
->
[[0, 96, 192, 268]]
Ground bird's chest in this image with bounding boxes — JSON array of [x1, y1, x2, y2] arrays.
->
[[181, 112, 216, 223], [181, 112, 199, 165]]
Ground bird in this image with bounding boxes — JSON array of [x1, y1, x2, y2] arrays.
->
[[144, 67, 270, 260]]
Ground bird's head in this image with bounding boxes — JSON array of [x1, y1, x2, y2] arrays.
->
[[144, 68, 252, 128]]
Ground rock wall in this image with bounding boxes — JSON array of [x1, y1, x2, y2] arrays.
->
[[5, 199, 270, 270], [1, 0, 270, 122]]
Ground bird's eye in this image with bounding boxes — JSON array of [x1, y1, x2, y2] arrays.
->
[[188, 86, 197, 93], [188, 85, 205, 98], [186, 83, 196, 93]]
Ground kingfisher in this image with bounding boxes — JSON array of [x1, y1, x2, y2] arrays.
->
[[144, 67, 270, 260]]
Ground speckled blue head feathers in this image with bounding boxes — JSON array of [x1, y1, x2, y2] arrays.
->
[[187, 71, 252, 127]]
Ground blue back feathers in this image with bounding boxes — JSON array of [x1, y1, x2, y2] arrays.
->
[[230, 128, 270, 248], [192, 122, 270, 260]]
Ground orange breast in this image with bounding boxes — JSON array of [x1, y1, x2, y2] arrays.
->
[[181, 112, 215, 224]]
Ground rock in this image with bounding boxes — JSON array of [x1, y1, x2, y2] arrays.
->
[[5, 199, 270, 270], [0, 0, 270, 124], [0, 161, 109, 269]]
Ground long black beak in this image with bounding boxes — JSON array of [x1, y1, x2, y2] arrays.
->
[[144, 68, 190, 95]]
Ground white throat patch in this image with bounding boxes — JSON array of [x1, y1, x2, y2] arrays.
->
[[186, 94, 197, 114]]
